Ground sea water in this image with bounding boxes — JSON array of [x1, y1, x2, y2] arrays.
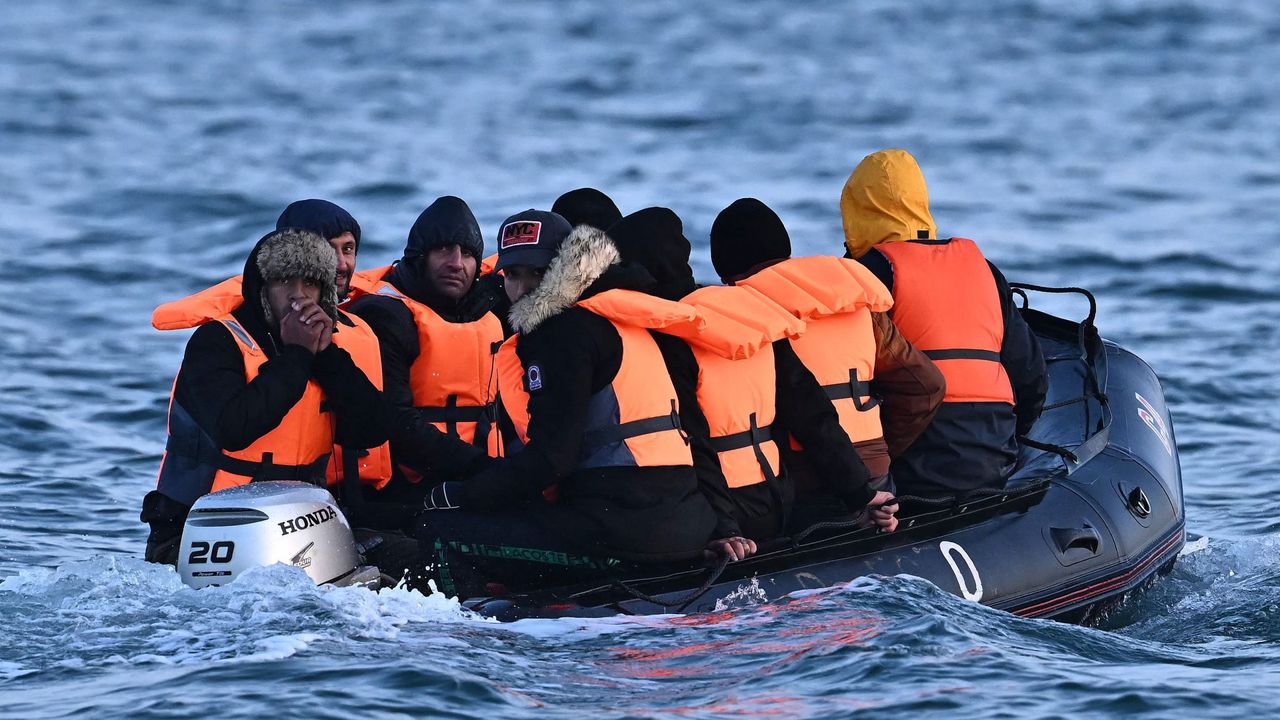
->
[[2, 1, 1279, 716]]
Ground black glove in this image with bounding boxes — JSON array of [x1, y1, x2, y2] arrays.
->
[[423, 482, 464, 511]]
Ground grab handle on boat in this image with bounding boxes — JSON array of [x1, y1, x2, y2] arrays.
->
[[1050, 523, 1101, 556]]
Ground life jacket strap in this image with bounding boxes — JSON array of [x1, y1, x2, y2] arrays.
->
[[215, 452, 331, 486], [709, 412, 780, 487], [923, 348, 1002, 362], [708, 418, 773, 453], [417, 396, 497, 448], [822, 368, 880, 412], [582, 399, 686, 450]]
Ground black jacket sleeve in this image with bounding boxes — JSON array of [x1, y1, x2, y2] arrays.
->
[[174, 323, 314, 451], [988, 262, 1048, 437], [773, 339, 875, 510], [460, 309, 620, 510], [349, 295, 485, 481], [652, 333, 741, 539], [310, 340, 392, 449]]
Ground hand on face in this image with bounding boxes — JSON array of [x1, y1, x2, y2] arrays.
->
[[278, 298, 333, 353]]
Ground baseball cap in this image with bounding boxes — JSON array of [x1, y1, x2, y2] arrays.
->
[[494, 209, 573, 271]]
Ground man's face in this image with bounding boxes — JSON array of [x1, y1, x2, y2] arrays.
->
[[328, 231, 357, 300], [265, 276, 321, 328], [503, 265, 546, 304], [425, 244, 478, 301]]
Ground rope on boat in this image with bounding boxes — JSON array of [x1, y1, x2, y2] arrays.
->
[[790, 482, 1052, 548], [1018, 436, 1079, 463], [610, 553, 732, 612]]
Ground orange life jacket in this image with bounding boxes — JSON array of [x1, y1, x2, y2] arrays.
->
[[496, 289, 694, 473], [365, 269, 504, 457], [324, 312, 394, 490], [155, 315, 334, 505], [875, 238, 1013, 404], [737, 256, 893, 446], [679, 285, 807, 489], [153, 281, 393, 496]]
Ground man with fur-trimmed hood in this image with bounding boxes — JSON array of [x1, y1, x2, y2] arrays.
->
[[416, 210, 719, 598], [141, 229, 390, 564]]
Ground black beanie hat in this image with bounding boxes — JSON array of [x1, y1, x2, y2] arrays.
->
[[552, 187, 623, 230], [609, 207, 696, 302], [404, 196, 484, 261], [709, 198, 792, 282], [276, 199, 362, 250]]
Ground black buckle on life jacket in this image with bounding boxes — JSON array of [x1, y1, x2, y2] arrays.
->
[[581, 400, 684, 450], [708, 413, 780, 484], [221, 452, 331, 487], [822, 369, 880, 412]]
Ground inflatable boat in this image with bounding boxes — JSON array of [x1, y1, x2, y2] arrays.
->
[[462, 285, 1186, 623], [175, 285, 1185, 625]]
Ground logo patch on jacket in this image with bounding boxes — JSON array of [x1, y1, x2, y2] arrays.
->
[[526, 364, 544, 392], [500, 221, 542, 249]]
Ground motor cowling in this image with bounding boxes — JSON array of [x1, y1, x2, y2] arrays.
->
[[177, 481, 364, 588]]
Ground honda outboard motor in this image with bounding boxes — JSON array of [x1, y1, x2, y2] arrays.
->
[[177, 481, 377, 589]]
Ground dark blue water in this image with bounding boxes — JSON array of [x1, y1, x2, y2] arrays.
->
[[3, 1, 1279, 716]]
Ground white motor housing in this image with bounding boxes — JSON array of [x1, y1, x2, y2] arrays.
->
[[177, 481, 364, 589]]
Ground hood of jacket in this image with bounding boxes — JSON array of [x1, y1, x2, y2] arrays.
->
[[608, 207, 697, 302], [509, 225, 647, 334], [840, 148, 938, 259], [242, 228, 339, 331]]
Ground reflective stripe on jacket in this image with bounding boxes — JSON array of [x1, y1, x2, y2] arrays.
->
[[875, 238, 1013, 404]]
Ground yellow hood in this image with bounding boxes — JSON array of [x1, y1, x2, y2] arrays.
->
[[840, 148, 937, 258]]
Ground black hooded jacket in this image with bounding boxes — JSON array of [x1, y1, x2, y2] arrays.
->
[[141, 234, 391, 560], [609, 209, 875, 540], [347, 199, 502, 491], [455, 227, 717, 560]]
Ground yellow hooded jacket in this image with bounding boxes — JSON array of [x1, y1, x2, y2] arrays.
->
[[840, 148, 938, 259]]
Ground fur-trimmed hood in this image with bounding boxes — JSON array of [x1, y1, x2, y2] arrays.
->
[[508, 225, 620, 334], [244, 228, 340, 326]]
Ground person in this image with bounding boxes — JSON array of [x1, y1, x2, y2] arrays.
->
[[416, 210, 723, 598], [151, 199, 396, 505], [708, 198, 945, 513], [346, 197, 505, 511], [610, 207, 900, 548], [841, 149, 1047, 497], [141, 229, 390, 564], [551, 187, 623, 230]]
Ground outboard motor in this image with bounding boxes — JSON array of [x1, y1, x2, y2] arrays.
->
[[176, 481, 378, 589]]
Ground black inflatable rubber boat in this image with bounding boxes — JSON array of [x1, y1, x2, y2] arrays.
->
[[465, 286, 1186, 624]]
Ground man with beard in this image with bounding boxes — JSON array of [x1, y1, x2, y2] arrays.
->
[[142, 229, 390, 564], [347, 196, 505, 510], [152, 199, 396, 504]]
